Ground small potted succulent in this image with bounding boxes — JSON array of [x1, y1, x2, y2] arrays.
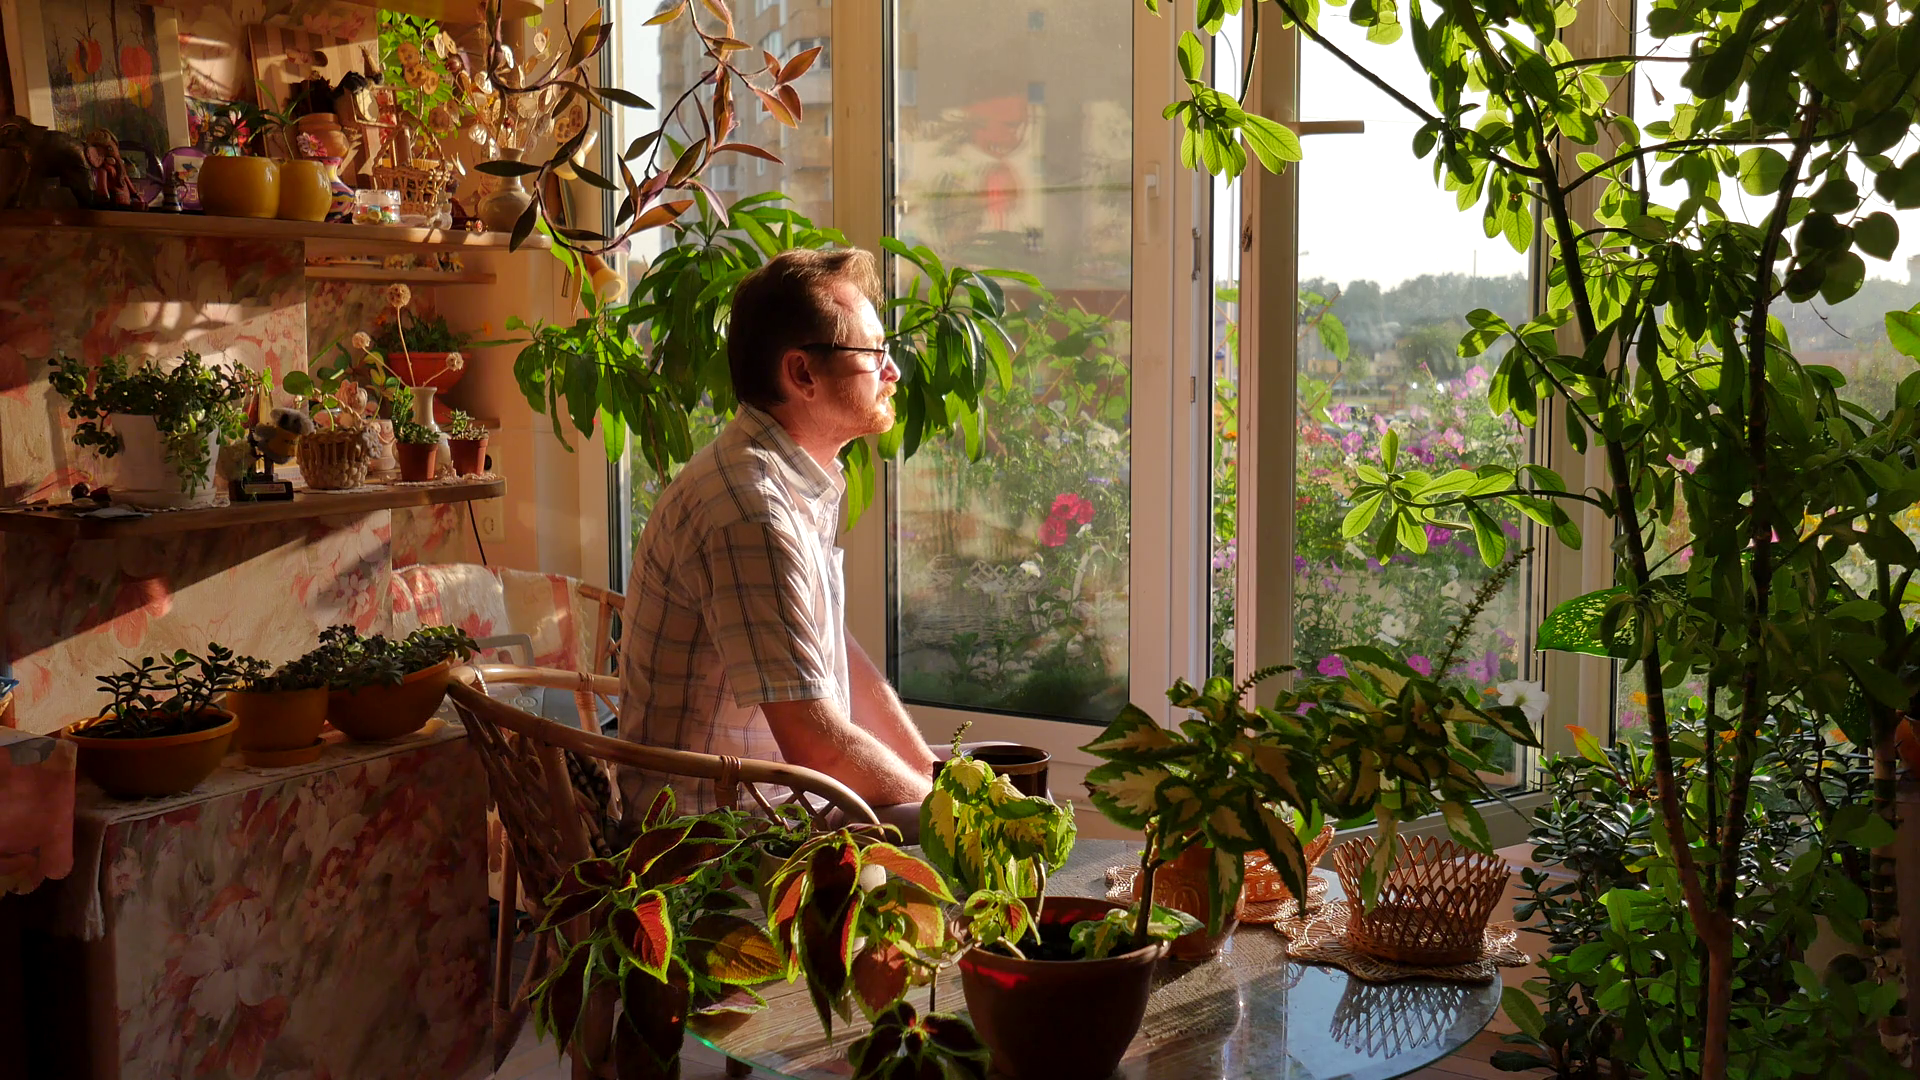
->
[[443, 409, 489, 475], [48, 350, 255, 509], [225, 651, 331, 766], [63, 645, 252, 797], [392, 415, 441, 481], [302, 624, 476, 740]]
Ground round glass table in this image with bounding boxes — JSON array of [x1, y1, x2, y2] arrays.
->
[[688, 838, 1500, 1079]]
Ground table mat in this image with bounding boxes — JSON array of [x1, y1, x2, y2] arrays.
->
[[1273, 898, 1527, 983]]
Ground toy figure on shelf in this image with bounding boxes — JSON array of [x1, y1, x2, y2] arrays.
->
[[83, 130, 140, 208], [0, 117, 91, 209], [232, 407, 313, 502]]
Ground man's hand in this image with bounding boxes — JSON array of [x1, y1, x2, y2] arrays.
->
[[760, 697, 932, 807]]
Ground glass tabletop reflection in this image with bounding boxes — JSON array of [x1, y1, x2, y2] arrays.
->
[[687, 837, 1500, 1080]]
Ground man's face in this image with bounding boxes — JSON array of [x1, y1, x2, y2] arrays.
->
[[807, 283, 898, 439]]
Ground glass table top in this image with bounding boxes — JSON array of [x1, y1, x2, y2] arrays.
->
[[688, 837, 1500, 1080]]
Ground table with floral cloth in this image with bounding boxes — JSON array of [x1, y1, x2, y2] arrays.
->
[[34, 719, 490, 1080]]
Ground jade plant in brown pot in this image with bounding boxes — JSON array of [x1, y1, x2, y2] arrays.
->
[[303, 624, 476, 741], [225, 650, 331, 767], [64, 645, 253, 797]]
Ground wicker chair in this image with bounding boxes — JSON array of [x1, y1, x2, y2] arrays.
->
[[447, 670, 878, 1076]]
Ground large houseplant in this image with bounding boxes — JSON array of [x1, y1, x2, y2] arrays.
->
[[48, 350, 255, 508], [1154, 0, 1920, 1072], [64, 644, 253, 797]]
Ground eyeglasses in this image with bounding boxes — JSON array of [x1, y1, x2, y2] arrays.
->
[[800, 342, 897, 374]]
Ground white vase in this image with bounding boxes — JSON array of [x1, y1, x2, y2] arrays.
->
[[409, 387, 452, 476], [106, 413, 221, 509]]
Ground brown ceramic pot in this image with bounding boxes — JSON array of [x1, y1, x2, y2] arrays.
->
[[396, 442, 438, 482], [447, 437, 488, 476], [957, 895, 1166, 1080], [64, 708, 236, 798], [1151, 842, 1241, 960], [226, 687, 328, 753], [326, 659, 453, 741]]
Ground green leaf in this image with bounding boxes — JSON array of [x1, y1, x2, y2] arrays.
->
[[1537, 587, 1631, 657], [1887, 309, 1920, 360], [1082, 761, 1173, 831], [1846, 813, 1897, 851], [1502, 986, 1546, 1039], [1738, 147, 1789, 196], [1081, 704, 1182, 763], [1855, 211, 1899, 259], [1342, 492, 1386, 539], [1177, 31, 1205, 81]]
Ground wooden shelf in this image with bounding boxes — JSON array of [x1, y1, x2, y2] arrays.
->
[[0, 478, 504, 540], [0, 209, 550, 253], [304, 264, 499, 285]]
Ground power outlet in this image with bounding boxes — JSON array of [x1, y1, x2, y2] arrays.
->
[[475, 498, 505, 541]]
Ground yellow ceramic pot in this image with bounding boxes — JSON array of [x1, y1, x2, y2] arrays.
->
[[277, 160, 333, 222], [198, 155, 280, 218]]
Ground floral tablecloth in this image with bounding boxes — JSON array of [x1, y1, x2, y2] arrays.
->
[[47, 721, 489, 1080], [0, 726, 75, 894]]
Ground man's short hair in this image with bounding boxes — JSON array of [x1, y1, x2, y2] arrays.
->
[[727, 248, 883, 411]]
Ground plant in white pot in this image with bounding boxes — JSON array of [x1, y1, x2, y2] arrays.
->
[[49, 350, 255, 508]]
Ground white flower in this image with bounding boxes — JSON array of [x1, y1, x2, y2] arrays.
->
[[446, 351, 464, 371], [1378, 613, 1408, 643], [1441, 577, 1465, 601], [1496, 679, 1549, 724], [1019, 560, 1042, 578], [857, 863, 888, 893]]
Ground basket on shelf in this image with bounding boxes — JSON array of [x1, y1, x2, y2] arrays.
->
[[373, 159, 456, 222], [1242, 822, 1336, 907], [1330, 834, 1509, 967], [298, 426, 373, 490]]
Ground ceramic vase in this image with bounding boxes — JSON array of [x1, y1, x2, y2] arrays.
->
[[197, 155, 280, 218], [277, 160, 333, 221], [479, 148, 534, 232], [106, 414, 221, 509]]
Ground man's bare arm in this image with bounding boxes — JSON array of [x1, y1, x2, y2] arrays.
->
[[846, 635, 938, 775], [760, 696, 932, 807]]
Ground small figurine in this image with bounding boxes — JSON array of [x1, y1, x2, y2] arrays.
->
[[0, 116, 92, 209], [83, 129, 139, 208], [231, 407, 313, 501]]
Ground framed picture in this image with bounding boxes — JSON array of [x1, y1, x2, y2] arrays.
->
[[1, 0, 190, 155]]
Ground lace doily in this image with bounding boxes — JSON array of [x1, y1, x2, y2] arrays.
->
[[1273, 899, 1528, 983], [1104, 864, 1334, 922]]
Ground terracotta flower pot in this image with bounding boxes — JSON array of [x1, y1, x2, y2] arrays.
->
[[958, 895, 1166, 1080], [396, 442, 438, 482], [64, 708, 236, 798], [225, 687, 328, 754], [327, 659, 453, 741], [1150, 842, 1241, 960], [388, 352, 465, 394], [447, 436, 488, 476]]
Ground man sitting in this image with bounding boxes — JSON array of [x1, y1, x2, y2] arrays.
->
[[616, 247, 936, 837]]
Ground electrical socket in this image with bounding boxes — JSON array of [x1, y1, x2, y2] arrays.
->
[[475, 499, 505, 541]]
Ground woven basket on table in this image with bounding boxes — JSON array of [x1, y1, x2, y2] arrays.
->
[[1242, 822, 1336, 905], [1330, 834, 1509, 966], [298, 428, 372, 490]]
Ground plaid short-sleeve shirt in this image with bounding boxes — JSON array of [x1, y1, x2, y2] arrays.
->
[[616, 405, 850, 816]]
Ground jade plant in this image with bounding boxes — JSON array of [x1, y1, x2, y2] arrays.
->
[[81, 644, 254, 739], [297, 624, 476, 692], [230, 650, 331, 694], [48, 350, 256, 496]]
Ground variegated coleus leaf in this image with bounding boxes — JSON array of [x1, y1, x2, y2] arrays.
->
[[609, 889, 675, 981], [1081, 703, 1185, 764], [1083, 760, 1173, 831]]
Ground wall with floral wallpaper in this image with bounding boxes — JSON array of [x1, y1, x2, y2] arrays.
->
[[0, 231, 477, 734]]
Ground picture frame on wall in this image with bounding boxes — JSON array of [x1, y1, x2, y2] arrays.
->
[[1, 0, 191, 155]]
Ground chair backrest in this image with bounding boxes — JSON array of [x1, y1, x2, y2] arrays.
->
[[448, 674, 879, 909], [570, 582, 624, 734]]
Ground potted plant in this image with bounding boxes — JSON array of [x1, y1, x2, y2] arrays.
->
[[526, 789, 989, 1080], [444, 409, 489, 475], [920, 740, 1194, 1080], [197, 87, 300, 219], [63, 645, 251, 797], [1082, 557, 1538, 962], [302, 624, 476, 741], [48, 350, 255, 509], [393, 414, 440, 481], [370, 308, 472, 393], [225, 651, 331, 767]]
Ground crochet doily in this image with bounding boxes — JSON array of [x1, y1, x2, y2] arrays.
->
[[1104, 864, 1334, 922], [1273, 899, 1528, 983]]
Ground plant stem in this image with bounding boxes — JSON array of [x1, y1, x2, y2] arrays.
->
[[1132, 841, 1161, 951]]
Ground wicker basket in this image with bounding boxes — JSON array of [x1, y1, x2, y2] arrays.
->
[[1243, 822, 1336, 905], [298, 427, 372, 491], [1330, 834, 1509, 966], [373, 159, 456, 221]]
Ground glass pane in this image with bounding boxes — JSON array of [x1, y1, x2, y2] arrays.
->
[[607, 1, 833, 547], [1296, 20, 1534, 783], [888, 3, 1133, 722]]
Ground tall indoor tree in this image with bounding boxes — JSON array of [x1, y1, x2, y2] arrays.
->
[[1155, 0, 1920, 1075]]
